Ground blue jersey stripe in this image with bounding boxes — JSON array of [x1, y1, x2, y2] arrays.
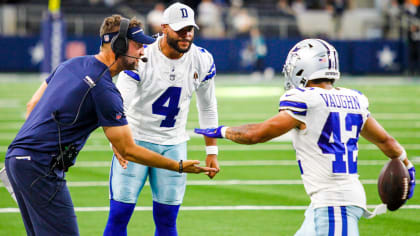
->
[[279, 101, 308, 109], [203, 70, 216, 82], [124, 70, 140, 81], [297, 160, 303, 174], [328, 207, 335, 236], [292, 110, 307, 116], [208, 63, 215, 73], [341, 206, 348, 236], [352, 89, 363, 95], [109, 156, 115, 199]]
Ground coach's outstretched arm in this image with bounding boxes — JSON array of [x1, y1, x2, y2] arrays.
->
[[195, 110, 301, 144], [104, 125, 216, 173], [361, 116, 416, 199]]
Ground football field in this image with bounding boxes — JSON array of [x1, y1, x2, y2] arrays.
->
[[0, 74, 419, 235]]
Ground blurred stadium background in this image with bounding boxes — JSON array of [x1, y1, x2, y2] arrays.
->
[[0, 0, 420, 235]]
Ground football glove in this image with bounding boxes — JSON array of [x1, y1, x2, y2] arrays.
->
[[194, 126, 226, 139], [407, 162, 416, 199]]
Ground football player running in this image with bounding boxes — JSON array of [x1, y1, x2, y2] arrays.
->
[[104, 3, 220, 236], [195, 39, 416, 236]]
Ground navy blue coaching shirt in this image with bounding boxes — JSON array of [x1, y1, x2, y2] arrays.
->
[[6, 55, 127, 166]]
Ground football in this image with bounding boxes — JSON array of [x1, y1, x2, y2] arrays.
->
[[377, 158, 410, 211]]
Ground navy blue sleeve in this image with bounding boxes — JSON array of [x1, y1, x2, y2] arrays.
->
[[92, 86, 128, 127], [45, 67, 59, 84]]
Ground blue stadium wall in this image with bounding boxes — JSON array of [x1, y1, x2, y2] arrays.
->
[[0, 36, 407, 74]]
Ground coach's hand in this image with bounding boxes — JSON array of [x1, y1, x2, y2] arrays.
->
[[407, 161, 416, 199], [194, 126, 227, 139], [181, 160, 218, 174], [112, 144, 128, 169]]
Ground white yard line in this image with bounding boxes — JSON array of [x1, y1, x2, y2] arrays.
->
[[1, 130, 420, 141], [4, 143, 420, 153], [1, 205, 420, 213], [2, 179, 420, 188], [1, 159, 420, 169], [61, 159, 420, 167], [0, 99, 20, 108], [1, 112, 420, 122], [0, 130, 417, 141]]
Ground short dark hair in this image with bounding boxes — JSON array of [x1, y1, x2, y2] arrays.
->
[[310, 78, 335, 84], [99, 14, 143, 37]]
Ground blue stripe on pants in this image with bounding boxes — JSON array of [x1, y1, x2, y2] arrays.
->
[[328, 207, 335, 236], [341, 206, 348, 236]]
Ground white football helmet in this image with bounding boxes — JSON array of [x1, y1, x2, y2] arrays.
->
[[283, 39, 340, 90]]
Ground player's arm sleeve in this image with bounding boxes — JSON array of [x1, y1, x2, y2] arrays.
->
[[196, 55, 218, 128], [278, 90, 308, 124], [115, 70, 140, 113], [45, 66, 59, 84], [93, 88, 128, 127]]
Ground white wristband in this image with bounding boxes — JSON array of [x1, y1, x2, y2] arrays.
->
[[398, 149, 407, 161], [206, 146, 218, 155], [221, 126, 228, 138]]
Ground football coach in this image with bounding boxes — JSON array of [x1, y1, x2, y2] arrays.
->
[[3, 15, 216, 236]]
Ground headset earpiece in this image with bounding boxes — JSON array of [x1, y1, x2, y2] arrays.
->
[[111, 18, 129, 59]]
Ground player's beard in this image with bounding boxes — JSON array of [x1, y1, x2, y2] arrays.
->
[[167, 34, 193, 54], [120, 56, 137, 70]]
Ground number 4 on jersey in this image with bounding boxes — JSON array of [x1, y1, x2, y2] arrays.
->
[[317, 112, 363, 174], [152, 87, 181, 127]]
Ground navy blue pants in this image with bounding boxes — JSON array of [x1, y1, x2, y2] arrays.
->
[[5, 156, 78, 236]]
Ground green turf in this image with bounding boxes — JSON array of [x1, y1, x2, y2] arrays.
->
[[1, 77, 420, 235]]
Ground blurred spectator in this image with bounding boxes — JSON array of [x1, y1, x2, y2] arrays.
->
[[88, 0, 101, 5], [239, 27, 271, 80], [408, 23, 420, 75], [292, 0, 307, 14], [404, 0, 419, 15], [250, 27, 267, 74], [405, 0, 420, 75], [382, 0, 401, 39], [104, 0, 120, 7], [147, 3, 165, 35], [233, 9, 257, 37], [306, 0, 327, 9], [197, 0, 225, 38], [227, 0, 257, 38], [249, 27, 273, 80], [277, 0, 294, 16], [327, 0, 349, 38]]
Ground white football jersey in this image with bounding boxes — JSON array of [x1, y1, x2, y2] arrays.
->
[[279, 86, 370, 209], [116, 37, 218, 145]]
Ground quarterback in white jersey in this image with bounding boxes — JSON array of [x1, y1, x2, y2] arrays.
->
[[104, 3, 220, 236], [195, 39, 416, 236], [117, 35, 217, 145]]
